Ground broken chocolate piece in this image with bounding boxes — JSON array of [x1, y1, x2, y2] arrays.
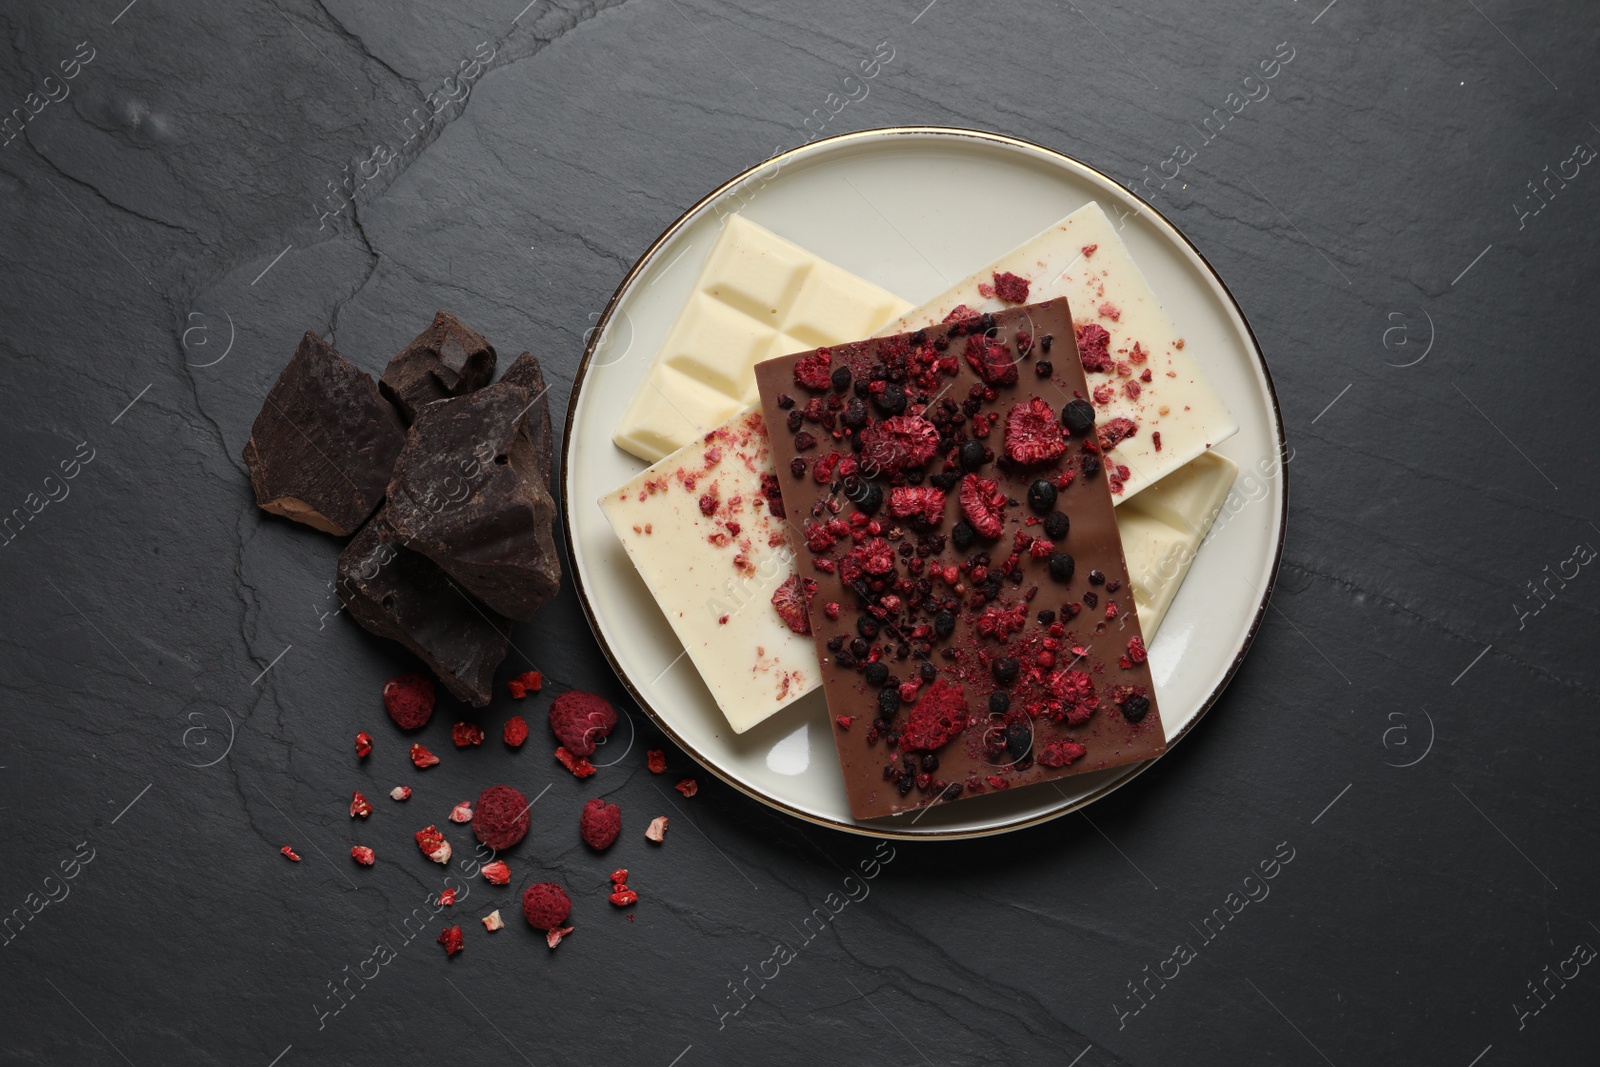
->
[[336, 510, 511, 706], [385, 383, 561, 621], [242, 331, 406, 536], [379, 311, 497, 423], [498, 352, 555, 488]]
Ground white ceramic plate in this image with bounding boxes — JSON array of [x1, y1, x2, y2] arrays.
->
[[562, 128, 1286, 839]]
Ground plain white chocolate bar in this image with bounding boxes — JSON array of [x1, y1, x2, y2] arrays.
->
[[1114, 450, 1238, 634]]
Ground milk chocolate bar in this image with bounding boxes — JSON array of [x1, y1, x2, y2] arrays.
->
[[754, 298, 1165, 820]]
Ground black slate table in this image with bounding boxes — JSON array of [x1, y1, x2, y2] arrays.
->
[[3, 2, 1597, 1064]]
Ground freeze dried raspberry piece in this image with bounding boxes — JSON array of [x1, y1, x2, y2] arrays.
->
[[992, 271, 1030, 304], [859, 415, 939, 472], [507, 670, 544, 699], [1118, 636, 1149, 669], [964, 333, 1018, 386], [503, 714, 529, 748], [888, 486, 946, 526], [901, 680, 970, 752], [437, 925, 463, 957], [354, 731, 373, 758], [350, 791, 373, 818], [549, 691, 618, 756], [609, 886, 639, 907], [675, 778, 698, 798], [555, 747, 597, 778], [383, 673, 435, 730], [646, 749, 667, 774], [958, 474, 1006, 539], [1075, 323, 1113, 373], [409, 743, 440, 769], [645, 816, 668, 844], [280, 846, 301, 862], [1097, 416, 1138, 453], [390, 785, 411, 801], [522, 882, 573, 948], [1036, 741, 1087, 768], [580, 798, 622, 850], [414, 825, 452, 864], [482, 910, 504, 932], [452, 722, 484, 748], [481, 861, 510, 885], [793, 349, 832, 391], [449, 801, 474, 824], [439, 887, 457, 906], [1004, 398, 1067, 465], [770, 573, 815, 635], [351, 846, 375, 866], [472, 785, 532, 849]]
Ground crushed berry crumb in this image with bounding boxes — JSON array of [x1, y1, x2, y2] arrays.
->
[[437, 925, 464, 957], [675, 778, 698, 798], [449, 800, 474, 823], [350, 791, 372, 819], [350, 846, 375, 866], [409, 743, 440, 769], [390, 785, 411, 801], [481, 860, 511, 885], [414, 825, 452, 865], [507, 670, 543, 699], [451, 722, 484, 748], [556, 746, 597, 778], [354, 731, 373, 758]]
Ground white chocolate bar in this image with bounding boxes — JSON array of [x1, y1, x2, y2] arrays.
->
[[612, 215, 912, 463], [1114, 450, 1237, 635], [878, 202, 1238, 503], [599, 409, 818, 732]]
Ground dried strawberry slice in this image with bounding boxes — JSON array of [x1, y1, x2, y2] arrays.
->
[[1004, 398, 1067, 465], [354, 731, 373, 758], [414, 825, 452, 864], [860, 415, 939, 471], [437, 925, 463, 956], [1076, 323, 1113, 372], [888, 486, 946, 526], [964, 333, 1018, 385], [409, 743, 440, 769], [958, 474, 1006, 539], [507, 670, 543, 699], [793, 349, 832, 390], [481, 860, 511, 885], [901, 679, 971, 752], [771, 573, 815, 635], [350, 791, 372, 819], [644, 815, 668, 843], [555, 746, 597, 779], [609, 887, 639, 907]]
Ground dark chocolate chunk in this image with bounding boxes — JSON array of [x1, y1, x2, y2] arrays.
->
[[385, 383, 561, 622], [242, 332, 406, 536], [497, 352, 556, 489], [336, 510, 510, 706], [379, 311, 497, 423]]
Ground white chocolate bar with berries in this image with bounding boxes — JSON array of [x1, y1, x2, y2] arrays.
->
[[877, 201, 1238, 503], [612, 215, 912, 464]]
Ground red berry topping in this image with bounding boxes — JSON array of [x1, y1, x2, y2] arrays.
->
[[579, 797, 622, 850], [383, 673, 435, 730], [992, 270, 1030, 303], [503, 714, 529, 748], [1075, 323, 1113, 373], [437, 925, 464, 957], [958, 474, 1006, 539], [793, 349, 832, 390], [409, 743, 440, 769], [1004, 398, 1067, 465], [506, 670, 543, 699], [888, 486, 946, 526], [964, 333, 1018, 385], [471, 784, 532, 849], [901, 679, 971, 752], [770, 573, 815, 635], [354, 731, 373, 758], [548, 691, 618, 756], [860, 415, 939, 471], [451, 721, 484, 748], [1037, 741, 1087, 768], [521, 882, 572, 931]]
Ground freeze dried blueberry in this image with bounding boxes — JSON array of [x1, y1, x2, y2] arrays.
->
[[836, 650, 856, 668], [1083, 590, 1098, 608], [992, 657, 1019, 684], [877, 688, 901, 717], [1027, 479, 1057, 514], [1122, 695, 1150, 722], [1049, 553, 1076, 583], [1037, 609, 1056, 624], [827, 635, 846, 652], [854, 480, 883, 515], [1005, 723, 1032, 759], [929, 471, 961, 491], [790, 457, 807, 478], [865, 662, 889, 686], [786, 409, 803, 432], [1081, 454, 1101, 477], [959, 440, 986, 471], [1034, 360, 1053, 377], [850, 638, 870, 659], [1062, 398, 1095, 434], [874, 383, 907, 415], [978, 576, 1002, 600], [1040, 334, 1054, 353], [843, 398, 868, 429], [934, 610, 956, 637], [1088, 569, 1106, 586], [920, 753, 939, 772], [793, 431, 817, 451], [898, 776, 914, 796], [1044, 511, 1070, 539], [951, 521, 976, 550], [831, 367, 852, 392], [989, 691, 1010, 714], [858, 616, 880, 639], [919, 662, 936, 682]]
